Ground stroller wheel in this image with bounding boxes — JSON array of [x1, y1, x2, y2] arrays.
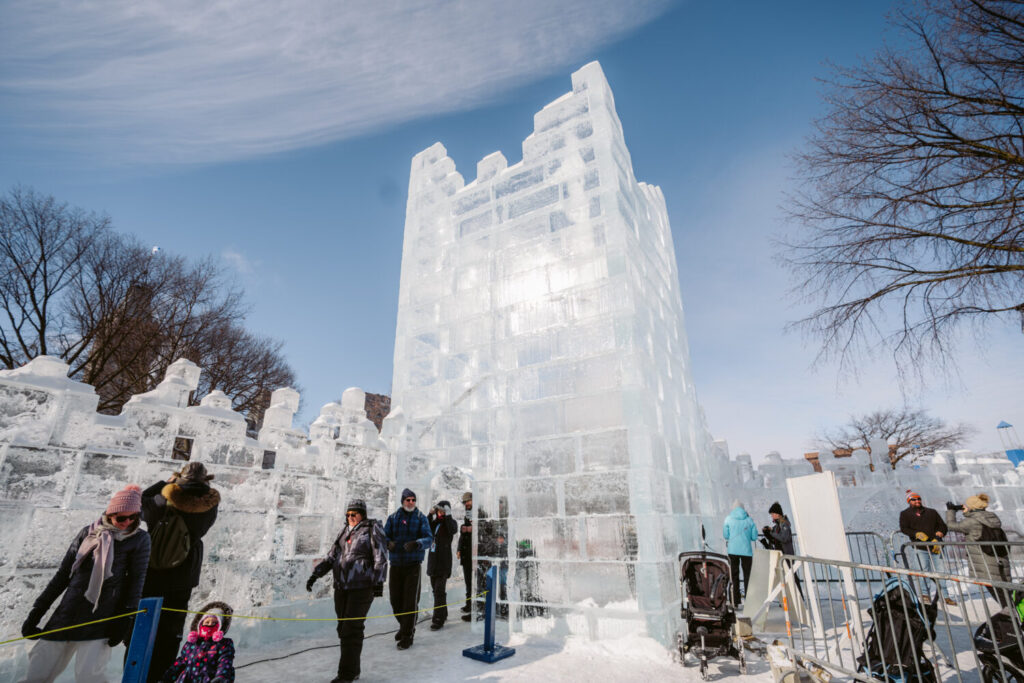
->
[[983, 664, 1024, 683], [700, 660, 709, 680], [739, 649, 747, 675]]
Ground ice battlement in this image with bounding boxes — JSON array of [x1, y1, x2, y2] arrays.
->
[[0, 356, 397, 669], [720, 442, 1024, 540], [409, 61, 633, 198]]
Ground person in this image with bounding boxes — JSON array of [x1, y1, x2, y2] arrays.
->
[[306, 499, 387, 683], [158, 601, 235, 683], [427, 500, 458, 630], [383, 488, 432, 650], [762, 501, 802, 597], [457, 492, 474, 621], [722, 500, 758, 605], [139, 462, 221, 682], [20, 485, 151, 683], [899, 490, 954, 604], [946, 493, 1012, 607]]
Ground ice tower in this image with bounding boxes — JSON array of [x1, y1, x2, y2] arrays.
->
[[389, 62, 718, 643]]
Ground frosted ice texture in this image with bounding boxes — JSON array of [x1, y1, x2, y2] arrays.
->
[[389, 62, 719, 643]]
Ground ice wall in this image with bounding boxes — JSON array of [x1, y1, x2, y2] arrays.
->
[[722, 443, 1024, 544], [0, 357, 395, 674], [390, 62, 719, 644]]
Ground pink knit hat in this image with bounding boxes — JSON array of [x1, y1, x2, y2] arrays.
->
[[106, 484, 142, 515]]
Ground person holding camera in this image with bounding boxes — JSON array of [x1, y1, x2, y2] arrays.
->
[[946, 494, 1011, 606], [383, 488, 433, 650], [306, 499, 387, 683], [426, 500, 458, 630]]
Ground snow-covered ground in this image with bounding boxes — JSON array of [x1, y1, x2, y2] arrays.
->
[[231, 617, 774, 682]]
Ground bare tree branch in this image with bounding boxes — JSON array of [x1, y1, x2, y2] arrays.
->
[[818, 407, 976, 468], [780, 0, 1024, 380]]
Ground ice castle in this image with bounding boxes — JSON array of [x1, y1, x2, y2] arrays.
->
[[0, 63, 1021, 672], [386, 62, 722, 643]]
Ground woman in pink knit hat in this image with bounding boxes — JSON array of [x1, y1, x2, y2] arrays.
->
[[20, 484, 151, 682]]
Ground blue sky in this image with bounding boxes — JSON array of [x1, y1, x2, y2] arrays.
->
[[1, 0, 1020, 460]]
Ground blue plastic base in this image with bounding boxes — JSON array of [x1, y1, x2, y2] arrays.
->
[[463, 644, 516, 663]]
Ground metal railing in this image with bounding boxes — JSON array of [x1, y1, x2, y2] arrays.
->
[[900, 540, 1024, 585], [766, 553, 1024, 682]]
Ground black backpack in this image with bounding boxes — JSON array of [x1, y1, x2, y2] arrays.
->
[[148, 506, 192, 570], [978, 524, 1009, 559]]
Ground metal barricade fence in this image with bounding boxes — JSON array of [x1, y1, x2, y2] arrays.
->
[[846, 532, 892, 582], [901, 540, 1024, 586], [767, 553, 1024, 682]]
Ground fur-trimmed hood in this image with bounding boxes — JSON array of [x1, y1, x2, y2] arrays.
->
[[189, 600, 233, 634], [162, 483, 220, 514]]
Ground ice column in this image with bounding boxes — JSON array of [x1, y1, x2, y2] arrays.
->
[[390, 62, 716, 643]]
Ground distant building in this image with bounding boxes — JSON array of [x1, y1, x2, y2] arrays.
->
[[364, 392, 391, 431]]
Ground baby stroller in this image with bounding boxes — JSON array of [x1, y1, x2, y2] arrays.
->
[[677, 548, 747, 680], [974, 591, 1024, 682], [855, 576, 938, 682]]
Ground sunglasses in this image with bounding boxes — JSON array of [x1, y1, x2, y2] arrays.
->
[[346, 512, 362, 518], [909, 497, 922, 502], [112, 513, 139, 523], [403, 497, 416, 503]]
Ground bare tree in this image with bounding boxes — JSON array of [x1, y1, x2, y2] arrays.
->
[[782, 0, 1024, 379], [818, 407, 975, 468], [0, 187, 297, 421], [0, 187, 108, 366]]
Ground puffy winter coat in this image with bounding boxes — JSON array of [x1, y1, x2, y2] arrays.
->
[[426, 513, 458, 579], [767, 517, 796, 555], [383, 507, 433, 567], [142, 480, 220, 592], [899, 506, 948, 542], [27, 522, 151, 641], [457, 512, 473, 564], [311, 519, 388, 590], [945, 508, 1010, 583], [723, 507, 758, 557], [159, 602, 235, 683]]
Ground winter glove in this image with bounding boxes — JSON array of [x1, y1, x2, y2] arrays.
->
[[387, 541, 397, 551], [929, 543, 942, 555], [915, 531, 930, 542], [403, 541, 418, 552], [373, 584, 384, 597], [306, 575, 317, 592], [762, 526, 772, 538], [21, 620, 43, 640], [946, 501, 961, 511]]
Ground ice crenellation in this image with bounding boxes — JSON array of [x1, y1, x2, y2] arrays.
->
[[723, 440, 1024, 540], [0, 355, 399, 663]]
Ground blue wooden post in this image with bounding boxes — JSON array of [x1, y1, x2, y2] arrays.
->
[[122, 597, 163, 683], [463, 565, 515, 663]]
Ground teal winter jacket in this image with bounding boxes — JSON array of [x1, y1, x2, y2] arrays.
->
[[723, 507, 758, 557]]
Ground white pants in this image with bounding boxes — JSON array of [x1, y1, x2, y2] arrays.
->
[[20, 638, 111, 683]]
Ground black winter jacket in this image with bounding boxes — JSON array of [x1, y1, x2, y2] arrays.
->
[[141, 480, 219, 592], [457, 512, 473, 564], [27, 523, 151, 641], [426, 513, 458, 579], [899, 505, 947, 543], [312, 519, 388, 590]]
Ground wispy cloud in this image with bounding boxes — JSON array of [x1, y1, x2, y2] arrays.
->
[[222, 247, 256, 275], [0, 0, 676, 164]]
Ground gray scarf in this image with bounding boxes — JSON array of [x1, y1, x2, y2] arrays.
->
[[71, 516, 137, 611]]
